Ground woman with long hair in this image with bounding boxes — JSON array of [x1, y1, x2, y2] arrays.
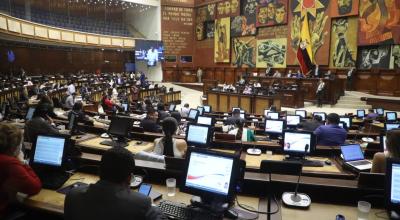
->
[[153, 117, 187, 158]]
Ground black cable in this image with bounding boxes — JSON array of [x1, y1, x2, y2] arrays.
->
[[235, 194, 280, 215]]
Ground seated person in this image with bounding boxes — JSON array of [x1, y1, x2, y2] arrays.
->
[[365, 109, 379, 120], [225, 109, 245, 125], [157, 103, 170, 121], [153, 117, 187, 158], [286, 70, 293, 77], [64, 147, 165, 220], [25, 103, 60, 143], [298, 115, 322, 132], [371, 129, 400, 173], [0, 123, 41, 218], [170, 111, 182, 123], [314, 113, 347, 146], [141, 107, 161, 133], [180, 103, 190, 118], [253, 81, 261, 88], [68, 102, 93, 126], [272, 71, 282, 78], [38, 94, 57, 118], [243, 85, 252, 94]]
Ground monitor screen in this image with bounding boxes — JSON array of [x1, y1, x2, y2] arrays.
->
[[357, 110, 365, 118], [33, 135, 65, 166], [283, 131, 312, 154], [240, 113, 245, 119], [313, 112, 326, 121], [376, 108, 384, 115], [203, 105, 211, 113], [390, 163, 400, 205], [387, 112, 397, 121], [295, 110, 306, 118], [386, 123, 400, 131], [338, 122, 345, 129], [264, 110, 270, 117], [265, 119, 284, 134], [286, 115, 300, 126], [197, 116, 212, 126], [197, 107, 204, 116], [341, 144, 364, 162], [184, 151, 234, 196], [26, 107, 35, 120], [267, 112, 279, 120], [109, 116, 132, 137], [188, 109, 199, 120], [134, 40, 164, 67], [169, 104, 175, 112], [340, 117, 351, 129], [186, 124, 210, 146], [122, 103, 129, 112]]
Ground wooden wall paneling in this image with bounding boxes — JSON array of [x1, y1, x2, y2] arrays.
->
[[225, 68, 235, 84], [254, 97, 269, 115], [240, 96, 251, 113], [207, 93, 218, 111], [204, 68, 215, 80], [301, 80, 316, 101], [229, 95, 239, 110], [214, 68, 225, 83], [219, 94, 229, 112], [354, 71, 378, 94], [376, 71, 399, 96]]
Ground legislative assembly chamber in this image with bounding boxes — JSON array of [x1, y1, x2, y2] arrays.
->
[[1, 0, 400, 219]]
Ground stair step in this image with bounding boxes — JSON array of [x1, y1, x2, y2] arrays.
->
[[339, 96, 361, 101], [337, 100, 367, 105], [334, 103, 372, 109]]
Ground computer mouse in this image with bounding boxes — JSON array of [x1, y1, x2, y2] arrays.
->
[[136, 141, 143, 145], [225, 209, 238, 219], [325, 160, 332, 165]]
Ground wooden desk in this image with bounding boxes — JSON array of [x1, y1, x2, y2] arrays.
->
[[23, 173, 387, 220], [207, 91, 281, 115], [78, 137, 154, 154]]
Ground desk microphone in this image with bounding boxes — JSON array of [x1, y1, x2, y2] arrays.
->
[[282, 150, 312, 208]]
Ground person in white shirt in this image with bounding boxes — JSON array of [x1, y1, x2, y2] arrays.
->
[[272, 71, 282, 78], [254, 81, 261, 88], [316, 79, 325, 107], [67, 81, 76, 95], [112, 85, 118, 100], [65, 93, 76, 110], [146, 47, 159, 66], [180, 103, 190, 117]]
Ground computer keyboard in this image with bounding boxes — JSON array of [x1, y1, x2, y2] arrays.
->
[[37, 171, 70, 190], [158, 200, 221, 220], [302, 159, 324, 167], [349, 160, 371, 166]]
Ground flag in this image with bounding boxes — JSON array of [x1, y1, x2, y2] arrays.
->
[[297, 13, 314, 75]]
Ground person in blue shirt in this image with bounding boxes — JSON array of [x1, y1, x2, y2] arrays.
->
[[314, 113, 347, 146], [365, 109, 379, 120]]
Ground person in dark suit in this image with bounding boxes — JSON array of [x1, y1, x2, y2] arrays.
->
[[157, 103, 170, 121], [225, 109, 245, 125], [141, 107, 162, 133], [68, 102, 93, 126], [24, 103, 59, 143], [64, 147, 165, 220], [298, 115, 323, 132]]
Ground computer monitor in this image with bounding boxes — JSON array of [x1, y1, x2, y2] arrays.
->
[[240, 113, 245, 119], [180, 147, 239, 207], [107, 116, 133, 147], [122, 103, 129, 112], [25, 107, 36, 121], [338, 122, 346, 130], [203, 105, 211, 113], [357, 109, 365, 118], [169, 104, 176, 112], [267, 112, 279, 120], [339, 117, 351, 129], [295, 110, 306, 118], [188, 109, 199, 121], [286, 115, 301, 126], [30, 135, 67, 167], [376, 108, 384, 116], [264, 119, 285, 135], [197, 106, 204, 116], [385, 158, 400, 214], [385, 123, 400, 131], [185, 124, 211, 147], [386, 112, 397, 122], [197, 116, 213, 126], [283, 130, 315, 156], [264, 109, 270, 117], [313, 112, 326, 121]]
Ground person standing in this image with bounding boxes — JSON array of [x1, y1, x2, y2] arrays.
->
[[196, 67, 203, 83], [316, 79, 325, 107]]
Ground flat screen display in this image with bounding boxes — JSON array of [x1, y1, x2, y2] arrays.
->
[[283, 132, 312, 153], [33, 136, 65, 166], [185, 152, 233, 195], [197, 116, 212, 126], [295, 110, 306, 118], [390, 163, 400, 204], [187, 125, 209, 145], [341, 144, 364, 162], [286, 115, 300, 126], [265, 119, 284, 134], [135, 40, 164, 67]]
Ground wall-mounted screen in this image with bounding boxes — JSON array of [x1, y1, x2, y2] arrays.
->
[[135, 40, 164, 67]]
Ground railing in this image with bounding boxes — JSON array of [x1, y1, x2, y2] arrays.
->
[[0, 12, 138, 48]]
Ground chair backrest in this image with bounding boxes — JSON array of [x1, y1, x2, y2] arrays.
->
[[260, 160, 302, 175], [358, 172, 385, 189]]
